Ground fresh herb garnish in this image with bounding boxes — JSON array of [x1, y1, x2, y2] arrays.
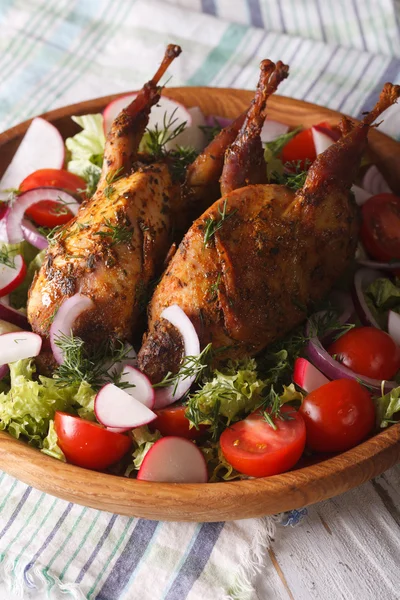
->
[[79, 165, 101, 198], [209, 273, 221, 300], [93, 218, 132, 246], [203, 199, 237, 247], [53, 332, 131, 390], [265, 127, 302, 158], [0, 246, 16, 268], [47, 224, 65, 245], [199, 119, 223, 143], [145, 109, 187, 158], [104, 167, 124, 200], [153, 343, 213, 394], [168, 146, 198, 181]]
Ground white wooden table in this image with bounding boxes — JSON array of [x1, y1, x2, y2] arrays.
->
[[2, 465, 399, 599]]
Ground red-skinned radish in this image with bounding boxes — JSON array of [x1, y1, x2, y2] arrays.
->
[[95, 383, 156, 431], [0, 255, 26, 296], [311, 126, 335, 155], [293, 357, 329, 393], [137, 436, 208, 483], [50, 294, 95, 364], [119, 366, 155, 409], [0, 118, 65, 202], [0, 331, 42, 363], [261, 119, 289, 143]]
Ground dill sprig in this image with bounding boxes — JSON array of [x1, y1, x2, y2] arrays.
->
[[145, 109, 187, 158], [0, 246, 16, 268], [47, 224, 65, 245], [93, 218, 132, 246], [104, 167, 124, 200], [153, 343, 213, 395], [199, 119, 223, 143], [53, 332, 131, 390], [79, 165, 101, 198], [209, 273, 221, 300], [203, 199, 237, 247], [168, 146, 198, 182]]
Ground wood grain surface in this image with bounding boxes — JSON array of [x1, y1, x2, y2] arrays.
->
[[0, 87, 399, 522]]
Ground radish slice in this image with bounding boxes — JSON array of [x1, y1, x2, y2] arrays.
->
[[137, 436, 208, 483], [21, 219, 48, 250], [352, 184, 372, 207], [103, 94, 194, 149], [311, 126, 335, 155], [0, 255, 26, 297], [153, 305, 200, 410], [173, 106, 207, 152], [0, 364, 8, 379], [0, 331, 42, 363], [293, 357, 329, 393], [50, 294, 95, 364], [119, 366, 155, 409], [362, 165, 392, 195], [0, 298, 29, 329], [307, 336, 395, 393], [0, 118, 64, 201], [95, 383, 156, 430], [353, 268, 384, 329], [388, 311, 400, 346], [261, 119, 289, 144], [4, 188, 79, 244]]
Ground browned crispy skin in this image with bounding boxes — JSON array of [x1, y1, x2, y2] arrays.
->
[[138, 84, 400, 379]]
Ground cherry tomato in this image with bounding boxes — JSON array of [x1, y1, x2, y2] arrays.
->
[[151, 405, 207, 440], [54, 412, 131, 471], [20, 169, 86, 227], [300, 379, 375, 453], [281, 122, 339, 169], [328, 326, 400, 380], [360, 193, 400, 262], [219, 405, 306, 478]]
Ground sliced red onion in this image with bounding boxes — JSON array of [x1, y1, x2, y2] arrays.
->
[[0, 254, 26, 297], [356, 258, 400, 271], [311, 126, 335, 155], [119, 366, 155, 409], [4, 188, 79, 244], [21, 219, 48, 250], [0, 331, 42, 363], [0, 364, 8, 379], [95, 383, 156, 430], [306, 290, 354, 341], [362, 165, 392, 195], [307, 336, 396, 393], [352, 184, 372, 206], [50, 293, 95, 364], [353, 268, 385, 329], [0, 298, 29, 329], [261, 119, 289, 144], [137, 436, 208, 483], [388, 311, 400, 346], [204, 114, 232, 129], [0, 118, 65, 202], [154, 305, 200, 410]]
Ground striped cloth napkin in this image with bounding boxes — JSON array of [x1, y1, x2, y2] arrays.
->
[[0, 1, 399, 599]]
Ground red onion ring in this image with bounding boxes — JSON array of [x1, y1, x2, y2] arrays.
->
[[356, 258, 400, 271], [153, 305, 200, 410], [0, 297, 29, 329], [21, 219, 48, 250], [352, 268, 384, 329], [307, 335, 396, 393], [50, 293, 95, 364], [388, 311, 400, 346], [4, 188, 80, 244]]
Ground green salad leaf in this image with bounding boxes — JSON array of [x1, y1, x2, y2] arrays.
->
[[66, 114, 106, 189], [124, 426, 161, 476], [375, 385, 400, 428], [366, 277, 400, 321], [0, 359, 96, 447], [41, 420, 65, 461]]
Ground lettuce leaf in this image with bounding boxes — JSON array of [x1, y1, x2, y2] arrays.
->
[[124, 426, 161, 476], [0, 359, 96, 447], [365, 277, 400, 329], [375, 386, 400, 428], [65, 114, 105, 182], [41, 419, 65, 461]]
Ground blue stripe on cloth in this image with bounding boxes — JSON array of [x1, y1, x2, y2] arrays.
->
[[248, 0, 264, 28], [201, 0, 216, 15], [0, 487, 31, 541], [164, 522, 225, 600], [351, 0, 367, 52], [23, 502, 73, 588], [301, 44, 340, 100], [357, 57, 400, 115], [75, 514, 118, 584], [95, 519, 159, 600]]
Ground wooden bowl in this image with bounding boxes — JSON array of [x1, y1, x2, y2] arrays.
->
[[0, 87, 399, 522]]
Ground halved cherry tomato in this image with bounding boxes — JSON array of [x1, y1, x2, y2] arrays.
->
[[300, 379, 375, 453], [328, 326, 400, 380], [219, 405, 306, 477], [20, 169, 86, 227], [281, 122, 339, 169], [360, 193, 400, 262], [151, 405, 207, 440], [54, 412, 131, 471]]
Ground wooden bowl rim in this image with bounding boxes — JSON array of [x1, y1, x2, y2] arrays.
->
[[0, 86, 399, 520]]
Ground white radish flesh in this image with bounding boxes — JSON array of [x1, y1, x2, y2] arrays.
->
[[362, 165, 392, 195], [261, 119, 289, 144], [119, 366, 155, 409], [388, 311, 400, 346], [0, 118, 65, 201], [0, 331, 42, 363], [95, 383, 156, 430], [311, 126, 335, 155], [352, 185, 372, 207], [0, 255, 25, 296], [293, 357, 329, 393], [137, 436, 208, 483]]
